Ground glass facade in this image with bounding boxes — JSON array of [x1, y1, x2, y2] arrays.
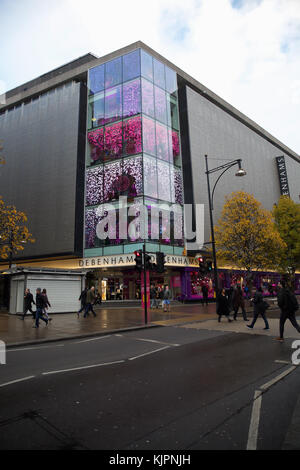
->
[[85, 48, 184, 255]]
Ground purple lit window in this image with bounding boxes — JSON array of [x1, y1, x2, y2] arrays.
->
[[154, 86, 167, 124], [123, 79, 141, 118], [104, 122, 123, 160], [143, 117, 156, 156], [156, 122, 169, 162], [123, 116, 142, 155], [103, 161, 122, 201], [105, 57, 122, 89], [157, 161, 171, 202], [86, 166, 104, 206], [143, 155, 158, 199], [153, 59, 165, 89], [142, 78, 154, 118], [105, 85, 122, 124], [123, 156, 143, 196], [87, 128, 105, 164], [89, 65, 105, 95], [123, 50, 140, 82]]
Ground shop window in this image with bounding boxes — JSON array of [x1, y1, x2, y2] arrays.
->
[[123, 79, 141, 119], [143, 116, 156, 156], [123, 116, 142, 155], [105, 57, 122, 89], [86, 166, 104, 206], [123, 50, 140, 82], [104, 122, 123, 161], [141, 78, 155, 118], [105, 85, 122, 124], [89, 64, 105, 95]]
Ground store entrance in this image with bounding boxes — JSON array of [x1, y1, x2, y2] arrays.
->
[[86, 269, 142, 301]]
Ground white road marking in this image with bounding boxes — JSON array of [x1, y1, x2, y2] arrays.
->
[[247, 390, 263, 450], [129, 346, 170, 361], [0, 376, 35, 388], [42, 360, 125, 375], [132, 337, 180, 347], [73, 335, 112, 344], [274, 360, 291, 365], [8, 344, 64, 352], [260, 366, 296, 391]]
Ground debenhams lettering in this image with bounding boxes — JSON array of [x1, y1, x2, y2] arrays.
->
[[78, 254, 199, 269], [276, 156, 290, 197]]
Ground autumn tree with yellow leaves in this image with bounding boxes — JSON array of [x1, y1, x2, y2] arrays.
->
[[214, 191, 286, 275], [0, 197, 35, 266]]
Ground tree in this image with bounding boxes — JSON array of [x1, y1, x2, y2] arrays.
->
[[0, 139, 5, 166], [273, 196, 300, 290], [0, 197, 35, 265], [214, 191, 286, 277]]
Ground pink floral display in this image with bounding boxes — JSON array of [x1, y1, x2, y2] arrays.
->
[[86, 166, 104, 206], [104, 122, 123, 159], [143, 116, 156, 156], [87, 128, 105, 163], [156, 122, 169, 162], [123, 79, 141, 118], [123, 116, 142, 155]]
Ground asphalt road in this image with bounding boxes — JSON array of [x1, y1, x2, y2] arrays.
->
[[0, 326, 299, 451]]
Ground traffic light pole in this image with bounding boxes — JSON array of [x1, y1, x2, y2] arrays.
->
[[143, 244, 148, 325]]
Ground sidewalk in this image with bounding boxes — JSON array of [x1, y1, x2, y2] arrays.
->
[[0, 300, 282, 347]]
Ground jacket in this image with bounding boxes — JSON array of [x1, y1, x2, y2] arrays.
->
[[217, 293, 230, 316], [24, 292, 35, 308], [86, 289, 96, 304], [252, 292, 265, 314], [36, 293, 47, 309], [277, 288, 298, 313]]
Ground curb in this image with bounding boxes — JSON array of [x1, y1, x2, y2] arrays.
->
[[6, 323, 162, 349]]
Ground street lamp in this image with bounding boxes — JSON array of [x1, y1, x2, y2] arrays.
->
[[205, 155, 247, 299]]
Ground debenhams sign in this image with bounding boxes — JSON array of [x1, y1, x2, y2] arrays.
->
[[78, 254, 198, 269], [276, 156, 290, 197]]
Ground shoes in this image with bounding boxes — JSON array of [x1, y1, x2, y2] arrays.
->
[[263, 327, 270, 330], [46, 319, 49, 326], [32, 325, 39, 328], [246, 325, 253, 329], [275, 337, 284, 342]]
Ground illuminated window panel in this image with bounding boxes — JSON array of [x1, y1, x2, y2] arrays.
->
[[153, 58, 165, 90], [123, 50, 140, 82], [141, 50, 153, 82], [105, 85, 122, 124], [104, 122, 123, 161], [103, 161, 122, 201], [87, 128, 105, 164], [157, 160, 171, 202], [123, 116, 142, 155], [86, 166, 104, 206], [143, 116, 156, 157], [88, 92, 105, 129], [123, 79, 141, 119], [170, 166, 183, 205], [143, 154, 158, 199], [154, 86, 167, 124], [123, 155, 143, 197], [105, 57, 122, 89], [156, 122, 169, 162], [141, 78, 155, 118]]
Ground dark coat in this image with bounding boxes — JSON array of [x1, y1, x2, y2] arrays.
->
[[252, 292, 265, 314], [232, 286, 245, 310], [36, 293, 47, 310], [217, 293, 230, 316], [24, 292, 35, 308]]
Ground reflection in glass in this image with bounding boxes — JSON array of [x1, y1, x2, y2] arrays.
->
[[142, 78, 154, 118], [123, 50, 140, 82], [89, 65, 105, 95], [123, 79, 141, 118], [166, 93, 179, 130], [154, 86, 167, 124], [153, 58, 165, 89], [165, 67, 177, 94], [88, 92, 105, 129], [156, 122, 169, 162], [143, 116, 156, 156], [105, 86, 122, 124], [141, 50, 153, 82], [105, 57, 122, 89], [123, 116, 142, 155], [143, 155, 158, 199], [88, 128, 105, 164]]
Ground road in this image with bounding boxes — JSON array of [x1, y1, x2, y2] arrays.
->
[[0, 325, 299, 450]]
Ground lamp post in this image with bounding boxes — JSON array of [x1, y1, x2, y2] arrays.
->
[[205, 155, 246, 299]]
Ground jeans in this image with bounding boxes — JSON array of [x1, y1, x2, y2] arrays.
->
[[280, 311, 300, 339], [84, 303, 97, 317], [151, 298, 158, 308], [250, 311, 269, 328], [35, 308, 48, 327]]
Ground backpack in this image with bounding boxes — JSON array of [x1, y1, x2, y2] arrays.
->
[[285, 291, 299, 312]]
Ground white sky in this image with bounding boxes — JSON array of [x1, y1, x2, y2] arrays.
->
[[1, 0, 300, 155]]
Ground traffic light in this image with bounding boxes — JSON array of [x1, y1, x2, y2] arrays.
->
[[144, 253, 152, 270], [198, 257, 206, 275], [206, 260, 213, 272], [156, 252, 165, 273], [134, 250, 143, 271]]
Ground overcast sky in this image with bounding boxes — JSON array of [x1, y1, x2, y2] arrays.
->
[[1, 0, 299, 155]]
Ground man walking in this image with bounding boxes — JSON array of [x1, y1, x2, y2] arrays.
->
[[201, 284, 209, 306], [33, 288, 48, 328], [150, 285, 158, 309], [276, 280, 300, 342], [22, 288, 36, 320], [77, 287, 88, 317], [232, 284, 249, 321], [84, 286, 97, 318], [246, 287, 269, 330], [162, 285, 171, 313]]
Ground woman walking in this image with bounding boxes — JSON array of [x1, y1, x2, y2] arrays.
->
[[217, 289, 232, 322], [247, 287, 269, 330]]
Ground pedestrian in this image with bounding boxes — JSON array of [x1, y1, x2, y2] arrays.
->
[[33, 288, 48, 328], [42, 288, 52, 322], [162, 285, 171, 312], [201, 284, 209, 306], [78, 287, 88, 317], [84, 286, 97, 318], [217, 288, 232, 322], [232, 284, 249, 321], [150, 285, 158, 309], [275, 280, 300, 342], [246, 287, 269, 330], [22, 288, 36, 320]]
